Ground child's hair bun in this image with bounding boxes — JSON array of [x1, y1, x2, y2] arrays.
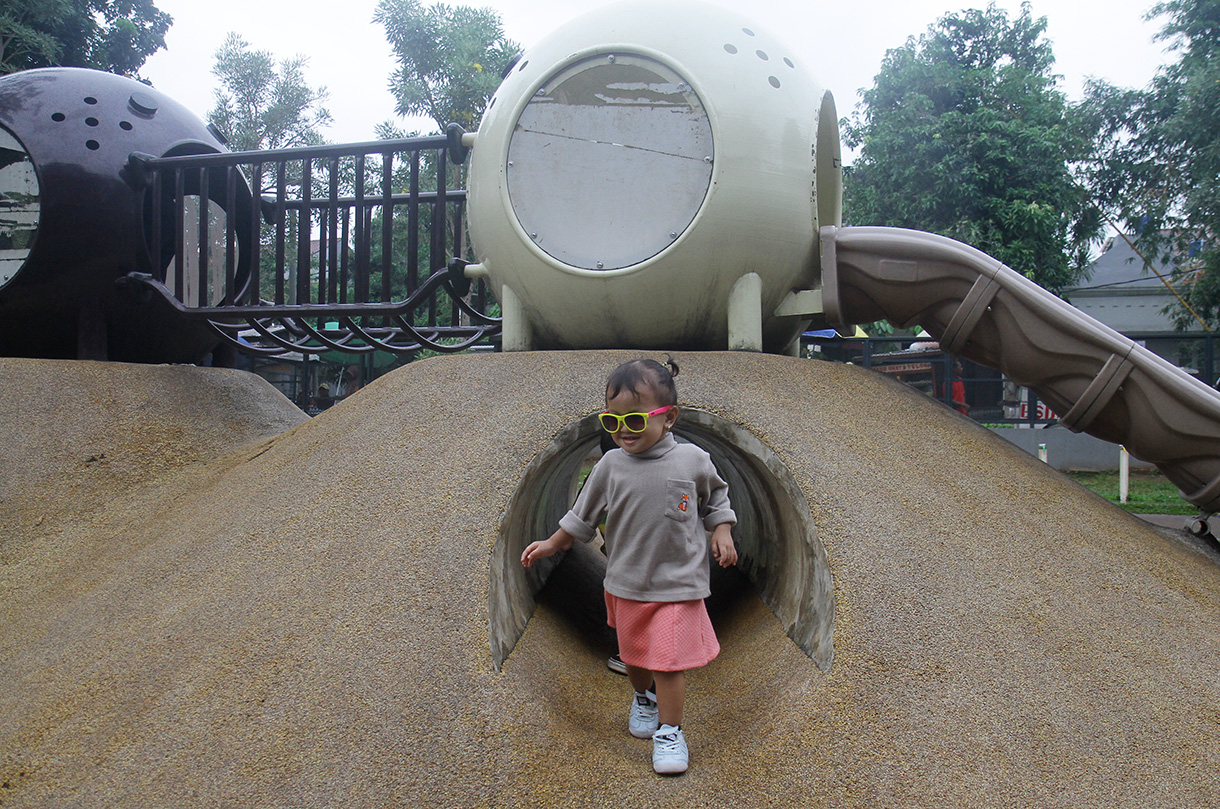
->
[[663, 353, 680, 379]]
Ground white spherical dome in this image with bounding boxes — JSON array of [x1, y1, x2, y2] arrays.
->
[[467, 0, 841, 351]]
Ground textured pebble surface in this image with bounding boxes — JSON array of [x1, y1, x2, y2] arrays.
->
[[2, 352, 1219, 807]]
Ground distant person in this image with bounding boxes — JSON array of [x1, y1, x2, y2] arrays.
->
[[521, 357, 737, 775], [317, 382, 335, 410], [343, 364, 362, 396], [951, 360, 970, 415]]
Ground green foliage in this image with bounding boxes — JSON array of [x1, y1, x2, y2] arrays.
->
[[1080, 0, 1220, 329], [0, 0, 171, 76], [207, 32, 332, 152], [843, 1, 1101, 293], [375, 0, 521, 133], [205, 33, 334, 303]]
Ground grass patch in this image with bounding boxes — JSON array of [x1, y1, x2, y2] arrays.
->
[[1065, 469, 1197, 515]]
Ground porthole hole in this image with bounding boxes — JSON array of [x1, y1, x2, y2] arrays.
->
[[492, 410, 834, 672], [85, 140, 100, 150], [85, 117, 99, 127], [784, 57, 795, 68], [120, 120, 133, 131], [0, 124, 40, 291], [742, 27, 755, 36], [724, 43, 738, 54], [51, 112, 66, 122], [756, 50, 769, 61], [83, 96, 98, 105], [769, 76, 781, 88]]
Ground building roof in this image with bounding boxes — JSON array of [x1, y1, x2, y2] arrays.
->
[[1065, 236, 1176, 294], [1061, 236, 1200, 334]]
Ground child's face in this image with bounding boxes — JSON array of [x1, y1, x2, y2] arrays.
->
[[603, 386, 678, 454]]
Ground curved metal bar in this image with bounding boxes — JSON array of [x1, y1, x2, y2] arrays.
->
[[206, 320, 297, 357], [387, 312, 494, 352], [283, 316, 379, 354], [446, 281, 501, 325], [125, 262, 502, 358], [340, 316, 430, 354], [241, 316, 335, 355], [206, 312, 498, 358]]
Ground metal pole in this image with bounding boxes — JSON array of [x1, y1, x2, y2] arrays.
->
[[1119, 446, 1130, 503]]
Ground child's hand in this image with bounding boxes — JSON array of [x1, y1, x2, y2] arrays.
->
[[520, 540, 552, 568], [711, 524, 737, 568], [521, 529, 576, 568]]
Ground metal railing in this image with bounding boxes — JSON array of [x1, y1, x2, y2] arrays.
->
[[803, 332, 1220, 427], [121, 127, 500, 356]]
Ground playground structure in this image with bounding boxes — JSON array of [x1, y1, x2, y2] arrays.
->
[[4, 1, 1220, 805], [2, 2, 1219, 514], [0, 68, 492, 363]]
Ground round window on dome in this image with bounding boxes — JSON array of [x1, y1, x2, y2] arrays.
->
[[0, 125, 40, 291], [507, 54, 713, 271]]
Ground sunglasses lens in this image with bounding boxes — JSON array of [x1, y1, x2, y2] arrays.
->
[[599, 414, 618, 432], [623, 414, 647, 432]]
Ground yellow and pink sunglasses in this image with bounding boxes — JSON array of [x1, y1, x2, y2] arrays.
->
[[598, 406, 672, 433]]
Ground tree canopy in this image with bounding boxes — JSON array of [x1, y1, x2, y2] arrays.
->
[[0, 0, 171, 77], [1080, 0, 1220, 329], [374, 0, 521, 133], [844, 1, 1101, 294], [207, 32, 332, 152]]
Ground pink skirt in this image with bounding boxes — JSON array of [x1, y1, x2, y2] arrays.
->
[[604, 591, 720, 672]]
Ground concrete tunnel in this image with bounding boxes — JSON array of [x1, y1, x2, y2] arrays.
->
[[490, 408, 835, 672]]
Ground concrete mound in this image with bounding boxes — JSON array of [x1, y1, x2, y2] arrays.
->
[[1, 358, 308, 594], [2, 352, 1218, 807]]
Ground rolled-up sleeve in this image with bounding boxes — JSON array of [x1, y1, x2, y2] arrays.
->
[[558, 463, 608, 543], [701, 458, 736, 529]]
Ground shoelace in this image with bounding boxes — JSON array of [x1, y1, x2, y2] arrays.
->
[[654, 732, 683, 753]]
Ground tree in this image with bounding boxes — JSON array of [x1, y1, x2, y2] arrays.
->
[[1080, 0, 1220, 329], [206, 33, 333, 302], [844, 2, 1101, 294], [374, 0, 521, 133], [0, 0, 171, 77], [207, 32, 332, 152]]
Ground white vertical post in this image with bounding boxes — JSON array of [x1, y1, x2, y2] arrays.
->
[[499, 283, 533, 352], [1038, 443, 1048, 464], [1119, 446, 1130, 503], [728, 272, 763, 352]]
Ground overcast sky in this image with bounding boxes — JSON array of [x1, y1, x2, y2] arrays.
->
[[141, 0, 1173, 150]]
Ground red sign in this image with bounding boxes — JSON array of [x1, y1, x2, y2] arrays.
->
[[1017, 401, 1057, 420]]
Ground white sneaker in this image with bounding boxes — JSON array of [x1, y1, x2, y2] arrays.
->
[[652, 724, 688, 774], [628, 690, 659, 738]]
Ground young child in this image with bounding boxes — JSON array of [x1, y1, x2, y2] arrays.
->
[[521, 357, 738, 775]]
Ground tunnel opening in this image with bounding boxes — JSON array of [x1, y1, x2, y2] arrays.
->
[[490, 408, 834, 672]]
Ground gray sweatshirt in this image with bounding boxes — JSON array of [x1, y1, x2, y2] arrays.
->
[[558, 433, 736, 602]]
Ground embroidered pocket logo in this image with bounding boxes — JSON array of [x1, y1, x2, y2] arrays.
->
[[678, 493, 690, 512]]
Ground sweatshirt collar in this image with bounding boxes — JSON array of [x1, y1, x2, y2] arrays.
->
[[631, 432, 678, 460]]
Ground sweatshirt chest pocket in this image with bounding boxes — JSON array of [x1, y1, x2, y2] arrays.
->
[[664, 479, 697, 522]]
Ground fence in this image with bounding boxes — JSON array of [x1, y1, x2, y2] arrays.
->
[[123, 129, 501, 357], [802, 332, 1220, 427]]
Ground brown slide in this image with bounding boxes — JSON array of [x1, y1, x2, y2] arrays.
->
[[821, 225, 1220, 513]]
